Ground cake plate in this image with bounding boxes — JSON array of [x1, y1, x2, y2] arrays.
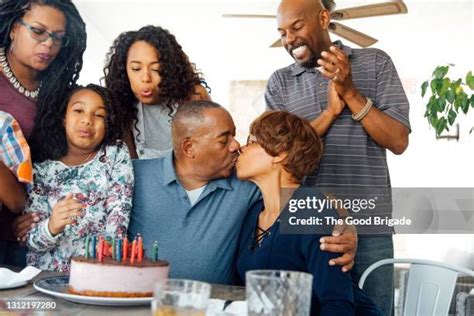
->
[[34, 275, 152, 306]]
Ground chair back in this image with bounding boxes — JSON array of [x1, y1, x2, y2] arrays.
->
[[358, 258, 474, 316]]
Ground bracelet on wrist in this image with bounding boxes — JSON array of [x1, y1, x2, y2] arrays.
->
[[352, 97, 373, 121]]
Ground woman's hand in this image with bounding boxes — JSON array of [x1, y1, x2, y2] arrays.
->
[[320, 224, 358, 272], [12, 212, 40, 245], [48, 193, 85, 236]]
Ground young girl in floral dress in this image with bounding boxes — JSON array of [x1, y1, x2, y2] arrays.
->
[[24, 84, 133, 271]]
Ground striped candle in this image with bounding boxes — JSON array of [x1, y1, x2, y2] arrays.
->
[[98, 238, 104, 262], [92, 236, 97, 259], [85, 236, 90, 259], [123, 235, 128, 261], [130, 239, 137, 264], [117, 238, 122, 262], [137, 235, 143, 263], [152, 241, 159, 262], [112, 237, 116, 260]]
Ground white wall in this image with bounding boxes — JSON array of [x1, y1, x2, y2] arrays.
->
[[74, 0, 474, 266]]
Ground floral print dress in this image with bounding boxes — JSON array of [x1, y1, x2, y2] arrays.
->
[[24, 141, 133, 271]]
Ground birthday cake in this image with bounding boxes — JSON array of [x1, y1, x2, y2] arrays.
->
[[69, 236, 169, 297]]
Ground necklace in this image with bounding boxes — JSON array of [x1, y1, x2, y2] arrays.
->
[[62, 152, 95, 167], [0, 47, 40, 100]]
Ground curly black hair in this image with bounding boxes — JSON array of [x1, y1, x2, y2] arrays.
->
[[0, 0, 87, 160], [103, 25, 210, 132], [32, 84, 125, 162]]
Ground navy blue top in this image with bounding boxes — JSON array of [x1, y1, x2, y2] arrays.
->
[[236, 188, 382, 316]]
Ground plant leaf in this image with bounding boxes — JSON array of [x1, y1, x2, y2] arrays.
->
[[437, 97, 447, 112], [436, 118, 447, 136], [453, 79, 462, 89], [461, 93, 469, 114], [428, 95, 438, 114], [431, 79, 443, 94], [430, 79, 438, 93], [448, 109, 457, 125], [454, 96, 460, 110], [430, 115, 438, 129], [446, 89, 455, 103], [470, 95, 474, 108], [440, 118, 447, 133], [433, 66, 449, 79], [429, 100, 438, 116], [439, 78, 450, 96], [421, 81, 429, 97], [466, 71, 474, 90]]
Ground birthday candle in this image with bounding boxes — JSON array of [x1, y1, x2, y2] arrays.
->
[[112, 237, 116, 260], [152, 241, 159, 262], [98, 236, 104, 262], [137, 235, 143, 263], [117, 238, 122, 262], [85, 236, 90, 259], [92, 236, 97, 259], [130, 239, 137, 264], [123, 235, 128, 261]]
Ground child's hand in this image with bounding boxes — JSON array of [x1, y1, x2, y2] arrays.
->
[[48, 193, 85, 236]]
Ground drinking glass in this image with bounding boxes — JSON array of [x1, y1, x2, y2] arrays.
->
[[246, 270, 313, 316], [152, 279, 211, 316]]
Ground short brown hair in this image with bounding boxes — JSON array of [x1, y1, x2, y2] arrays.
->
[[250, 111, 323, 182]]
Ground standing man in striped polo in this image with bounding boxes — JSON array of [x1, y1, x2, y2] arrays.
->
[[265, 0, 410, 314]]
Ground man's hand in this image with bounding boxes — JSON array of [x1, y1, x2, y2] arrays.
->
[[320, 223, 358, 272], [317, 45, 355, 99], [48, 193, 84, 236], [326, 80, 345, 117], [309, 81, 345, 137], [12, 212, 40, 245]]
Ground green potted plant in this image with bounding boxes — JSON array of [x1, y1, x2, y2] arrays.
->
[[421, 66, 474, 137]]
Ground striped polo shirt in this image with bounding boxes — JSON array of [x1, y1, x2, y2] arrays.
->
[[265, 41, 410, 221]]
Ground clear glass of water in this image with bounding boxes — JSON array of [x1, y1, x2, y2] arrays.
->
[[246, 270, 313, 316], [152, 279, 211, 316]]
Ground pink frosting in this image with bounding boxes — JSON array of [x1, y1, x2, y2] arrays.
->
[[69, 260, 169, 293]]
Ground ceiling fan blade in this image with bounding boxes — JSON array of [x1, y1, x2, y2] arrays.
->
[[331, 1, 408, 20], [329, 22, 378, 47], [270, 38, 282, 48], [222, 14, 276, 19]]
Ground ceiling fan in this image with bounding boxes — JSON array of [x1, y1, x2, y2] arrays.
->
[[223, 1, 408, 48]]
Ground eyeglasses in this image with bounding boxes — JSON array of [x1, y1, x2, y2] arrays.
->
[[18, 20, 69, 47], [246, 134, 258, 146]]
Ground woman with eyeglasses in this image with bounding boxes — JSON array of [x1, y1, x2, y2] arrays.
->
[[235, 111, 382, 316], [0, 0, 86, 267]]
